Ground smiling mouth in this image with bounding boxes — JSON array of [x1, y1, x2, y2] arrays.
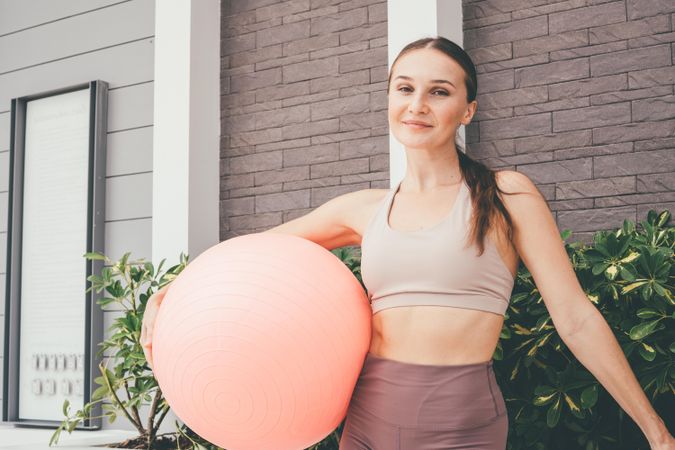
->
[[403, 122, 432, 128]]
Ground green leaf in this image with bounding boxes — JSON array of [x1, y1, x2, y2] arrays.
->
[[642, 283, 653, 302], [621, 280, 647, 295], [636, 308, 660, 319], [580, 384, 598, 409], [620, 251, 640, 264], [629, 319, 662, 340], [563, 392, 581, 413], [619, 266, 636, 281], [546, 395, 561, 427], [83, 251, 107, 260], [605, 264, 618, 280], [67, 420, 78, 432], [592, 263, 609, 276], [653, 283, 670, 299], [62, 399, 70, 417], [533, 385, 557, 405], [493, 343, 503, 360], [92, 385, 109, 401], [49, 426, 63, 446], [638, 342, 656, 361], [655, 210, 670, 227]]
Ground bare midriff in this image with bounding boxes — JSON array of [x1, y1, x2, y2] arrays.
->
[[368, 305, 504, 365]]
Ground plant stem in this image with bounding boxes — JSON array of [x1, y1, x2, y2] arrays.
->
[[101, 365, 145, 435], [123, 379, 143, 429], [154, 404, 171, 432], [147, 386, 163, 434]]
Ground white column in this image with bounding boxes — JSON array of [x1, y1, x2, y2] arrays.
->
[[386, 0, 464, 187], [153, 0, 220, 269]]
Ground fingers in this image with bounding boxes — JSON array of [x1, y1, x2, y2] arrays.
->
[[141, 335, 154, 370], [143, 345, 153, 371], [153, 284, 171, 306], [141, 318, 154, 370], [140, 286, 169, 371]]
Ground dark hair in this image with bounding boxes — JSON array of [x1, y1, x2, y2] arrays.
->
[[387, 36, 517, 258]]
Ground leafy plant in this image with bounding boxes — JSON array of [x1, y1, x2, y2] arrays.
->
[[49, 251, 197, 449], [496, 209, 674, 450], [47, 246, 350, 450]]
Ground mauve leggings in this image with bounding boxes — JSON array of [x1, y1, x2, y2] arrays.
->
[[338, 352, 508, 450]]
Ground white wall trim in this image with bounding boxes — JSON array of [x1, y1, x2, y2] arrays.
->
[[153, 0, 220, 269]]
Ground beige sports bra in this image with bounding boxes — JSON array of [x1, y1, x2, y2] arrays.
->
[[360, 178, 515, 316]]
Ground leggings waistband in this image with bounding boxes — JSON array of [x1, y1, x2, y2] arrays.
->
[[364, 351, 494, 368], [348, 352, 504, 428]]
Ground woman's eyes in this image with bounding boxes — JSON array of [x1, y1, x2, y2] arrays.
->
[[397, 86, 448, 96]]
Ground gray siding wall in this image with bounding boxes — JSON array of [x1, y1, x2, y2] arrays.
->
[[463, 0, 675, 243], [220, 0, 389, 239], [0, 0, 172, 433]]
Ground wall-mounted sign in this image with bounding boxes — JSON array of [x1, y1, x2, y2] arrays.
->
[[3, 81, 108, 428]]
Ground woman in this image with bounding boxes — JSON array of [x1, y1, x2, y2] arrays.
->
[[141, 36, 673, 449]]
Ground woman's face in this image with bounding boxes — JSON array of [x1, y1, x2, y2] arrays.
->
[[387, 48, 476, 152]]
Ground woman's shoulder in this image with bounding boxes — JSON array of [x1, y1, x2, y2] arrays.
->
[[343, 187, 391, 244], [494, 170, 537, 195]]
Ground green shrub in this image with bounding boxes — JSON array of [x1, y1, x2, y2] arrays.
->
[[497, 209, 673, 450]]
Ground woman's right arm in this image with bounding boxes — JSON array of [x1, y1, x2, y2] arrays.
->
[[262, 188, 364, 249], [140, 188, 365, 369]]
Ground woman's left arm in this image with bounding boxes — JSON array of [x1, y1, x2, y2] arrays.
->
[[495, 170, 673, 449]]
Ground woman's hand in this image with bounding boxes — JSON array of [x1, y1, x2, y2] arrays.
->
[[140, 283, 171, 370]]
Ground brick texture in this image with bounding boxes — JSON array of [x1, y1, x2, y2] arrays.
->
[[464, 0, 675, 244], [220, 1, 673, 244], [220, 0, 388, 238]]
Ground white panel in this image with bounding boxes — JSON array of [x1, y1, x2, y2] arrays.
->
[[0, 272, 5, 313], [0, 0, 155, 73], [107, 126, 153, 177], [153, 0, 220, 273], [107, 82, 154, 132], [105, 173, 152, 221], [0, 0, 121, 35], [18, 89, 90, 421], [0, 231, 5, 273], [0, 307, 4, 358], [0, 113, 9, 152], [0, 38, 155, 114], [0, 190, 6, 232], [103, 217, 152, 266], [0, 151, 8, 193]]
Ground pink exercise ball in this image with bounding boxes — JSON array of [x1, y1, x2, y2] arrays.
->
[[151, 233, 372, 450]]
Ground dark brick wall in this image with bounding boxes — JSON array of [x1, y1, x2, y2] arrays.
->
[[463, 0, 675, 243], [219, 0, 388, 239], [219, 0, 674, 244]]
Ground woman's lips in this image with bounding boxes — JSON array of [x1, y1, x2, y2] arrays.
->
[[403, 121, 432, 129]]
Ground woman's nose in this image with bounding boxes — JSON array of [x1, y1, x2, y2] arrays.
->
[[408, 93, 429, 113]]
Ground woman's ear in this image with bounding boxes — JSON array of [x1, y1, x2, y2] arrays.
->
[[462, 100, 477, 126]]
